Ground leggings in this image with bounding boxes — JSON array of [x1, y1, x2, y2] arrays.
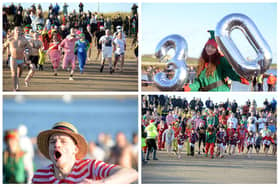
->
[[198, 133, 206, 149]]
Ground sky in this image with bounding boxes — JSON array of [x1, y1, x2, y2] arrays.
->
[[150, 92, 277, 107], [142, 3, 277, 64], [3, 1, 136, 14]]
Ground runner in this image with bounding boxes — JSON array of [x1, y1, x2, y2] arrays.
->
[[3, 26, 31, 91], [59, 28, 79, 80], [75, 33, 89, 74], [48, 32, 61, 76], [99, 29, 114, 73], [113, 31, 126, 72], [25, 32, 42, 87]]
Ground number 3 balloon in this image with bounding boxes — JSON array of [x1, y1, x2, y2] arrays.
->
[[215, 13, 272, 80], [154, 34, 188, 91]]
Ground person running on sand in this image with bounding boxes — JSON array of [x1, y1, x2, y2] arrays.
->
[[75, 33, 89, 74], [197, 122, 206, 155], [254, 132, 262, 154], [48, 32, 61, 76], [205, 125, 216, 158], [24, 32, 42, 87], [32, 122, 138, 184], [189, 128, 198, 156], [113, 31, 126, 73], [216, 126, 226, 158], [229, 132, 240, 155], [38, 30, 50, 71], [162, 124, 175, 156], [59, 28, 79, 80], [177, 131, 187, 159], [3, 26, 31, 91], [99, 29, 114, 73], [262, 132, 274, 156], [246, 131, 255, 158]]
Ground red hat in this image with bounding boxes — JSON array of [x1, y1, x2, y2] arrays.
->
[[205, 30, 218, 49], [4, 129, 19, 142], [150, 119, 155, 124]]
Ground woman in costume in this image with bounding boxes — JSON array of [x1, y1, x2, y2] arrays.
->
[[184, 30, 249, 91]]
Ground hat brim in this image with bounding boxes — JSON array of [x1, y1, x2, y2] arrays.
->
[[37, 129, 88, 160]]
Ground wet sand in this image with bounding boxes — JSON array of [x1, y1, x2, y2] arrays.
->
[[142, 151, 277, 184], [3, 58, 138, 92]]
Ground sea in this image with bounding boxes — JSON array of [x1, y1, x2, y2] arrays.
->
[[3, 96, 138, 169]]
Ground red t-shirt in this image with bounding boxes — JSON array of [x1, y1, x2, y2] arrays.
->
[[32, 159, 117, 184]]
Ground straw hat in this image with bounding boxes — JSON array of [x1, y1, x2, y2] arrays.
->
[[37, 122, 88, 160]]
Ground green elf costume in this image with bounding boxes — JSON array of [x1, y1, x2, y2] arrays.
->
[[184, 30, 249, 91], [206, 108, 219, 128], [3, 130, 26, 184]]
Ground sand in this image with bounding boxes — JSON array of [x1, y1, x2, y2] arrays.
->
[[142, 150, 277, 184], [2, 58, 138, 92]]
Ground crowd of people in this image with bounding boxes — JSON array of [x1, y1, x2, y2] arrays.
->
[[3, 3, 138, 91], [3, 124, 138, 183], [142, 95, 277, 162]]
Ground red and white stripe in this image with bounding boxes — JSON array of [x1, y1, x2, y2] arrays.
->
[[32, 159, 117, 184]]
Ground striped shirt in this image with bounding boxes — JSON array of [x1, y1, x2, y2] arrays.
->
[[32, 159, 117, 184]]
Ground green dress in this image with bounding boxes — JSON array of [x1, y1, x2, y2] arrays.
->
[[189, 56, 242, 91], [3, 151, 26, 184]]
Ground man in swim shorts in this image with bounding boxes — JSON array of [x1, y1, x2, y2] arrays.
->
[[4, 26, 31, 91]]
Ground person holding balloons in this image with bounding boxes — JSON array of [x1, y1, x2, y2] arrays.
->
[[184, 30, 250, 92]]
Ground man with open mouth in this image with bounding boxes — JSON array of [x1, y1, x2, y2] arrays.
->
[[32, 122, 138, 184]]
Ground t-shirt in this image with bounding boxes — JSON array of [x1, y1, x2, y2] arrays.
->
[[177, 134, 187, 145], [99, 35, 113, 50], [32, 159, 117, 184], [216, 131, 226, 144], [113, 38, 125, 55], [227, 117, 238, 129]]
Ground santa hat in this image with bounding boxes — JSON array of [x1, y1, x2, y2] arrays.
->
[[205, 30, 218, 49], [150, 119, 156, 125]]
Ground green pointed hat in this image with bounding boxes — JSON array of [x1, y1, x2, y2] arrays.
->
[[205, 30, 218, 49]]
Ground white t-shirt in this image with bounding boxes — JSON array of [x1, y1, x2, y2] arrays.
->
[[257, 117, 267, 130], [99, 35, 113, 51], [227, 117, 238, 129], [113, 38, 125, 55]]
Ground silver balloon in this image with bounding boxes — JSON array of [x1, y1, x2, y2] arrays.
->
[[215, 13, 272, 80], [154, 34, 188, 91]]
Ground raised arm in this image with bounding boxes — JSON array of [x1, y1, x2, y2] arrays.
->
[[102, 166, 138, 184]]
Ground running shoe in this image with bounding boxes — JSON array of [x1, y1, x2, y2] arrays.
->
[[100, 65, 104, 72]]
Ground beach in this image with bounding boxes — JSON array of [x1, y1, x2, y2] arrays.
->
[[142, 151, 277, 184], [3, 38, 138, 92]]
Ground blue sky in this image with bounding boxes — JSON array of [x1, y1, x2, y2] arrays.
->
[[3, 2, 135, 14], [142, 3, 277, 63], [165, 92, 277, 107]]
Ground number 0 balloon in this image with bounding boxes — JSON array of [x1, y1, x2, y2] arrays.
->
[[215, 13, 272, 80], [154, 34, 188, 91]]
